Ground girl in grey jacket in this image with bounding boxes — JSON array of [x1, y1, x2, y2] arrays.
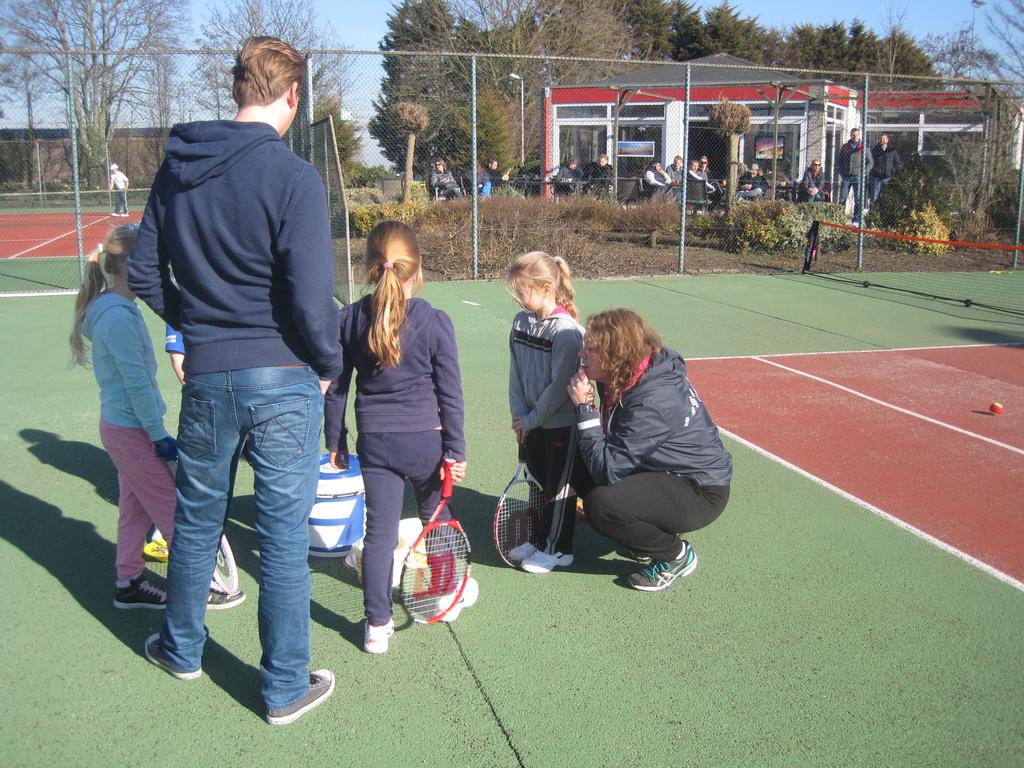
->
[[507, 252, 591, 574]]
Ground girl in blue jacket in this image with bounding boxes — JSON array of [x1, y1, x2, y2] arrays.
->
[[70, 225, 181, 610], [324, 221, 469, 654]]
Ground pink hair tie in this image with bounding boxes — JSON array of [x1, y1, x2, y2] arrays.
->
[[382, 261, 393, 270]]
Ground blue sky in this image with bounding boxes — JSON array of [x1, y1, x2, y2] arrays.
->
[[305, 0, 997, 51]]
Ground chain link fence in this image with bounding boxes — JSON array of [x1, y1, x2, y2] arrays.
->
[[2, 49, 1022, 311]]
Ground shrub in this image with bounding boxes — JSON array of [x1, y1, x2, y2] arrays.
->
[[868, 156, 952, 231], [349, 201, 427, 236], [900, 204, 951, 254], [348, 165, 395, 188]]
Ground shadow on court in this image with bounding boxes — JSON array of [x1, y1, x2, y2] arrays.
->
[[11, 432, 265, 719]]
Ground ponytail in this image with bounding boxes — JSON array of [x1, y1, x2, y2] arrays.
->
[[364, 221, 423, 368], [69, 247, 107, 367], [551, 256, 577, 320]]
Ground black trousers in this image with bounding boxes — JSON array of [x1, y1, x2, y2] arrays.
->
[[580, 471, 729, 562], [523, 425, 592, 555]]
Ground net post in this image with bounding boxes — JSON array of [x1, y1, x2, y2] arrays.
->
[[857, 73, 868, 272], [1015, 128, 1024, 270], [471, 56, 479, 281], [64, 55, 85, 282], [678, 64, 691, 274]]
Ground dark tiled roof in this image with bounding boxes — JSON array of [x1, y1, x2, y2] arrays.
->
[[585, 53, 829, 89]]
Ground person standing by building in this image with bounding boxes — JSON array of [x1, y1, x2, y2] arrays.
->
[[128, 36, 342, 727], [837, 128, 873, 225], [109, 164, 129, 217], [871, 133, 902, 202]]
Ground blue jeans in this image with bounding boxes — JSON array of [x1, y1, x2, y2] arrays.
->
[[839, 175, 863, 220], [872, 176, 892, 202], [160, 365, 322, 710]]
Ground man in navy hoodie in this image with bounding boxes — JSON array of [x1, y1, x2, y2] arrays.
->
[[128, 36, 341, 726]]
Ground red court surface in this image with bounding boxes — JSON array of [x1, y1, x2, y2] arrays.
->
[[1, 212, 141, 259], [689, 345, 1024, 586]]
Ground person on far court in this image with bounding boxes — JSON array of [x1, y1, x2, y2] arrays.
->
[[567, 308, 732, 592], [109, 164, 130, 217]]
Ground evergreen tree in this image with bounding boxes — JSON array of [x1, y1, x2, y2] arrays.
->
[[669, 1, 708, 61], [368, 0, 464, 173], [702, 2, 766, 63], [623, 0, 674, 60]]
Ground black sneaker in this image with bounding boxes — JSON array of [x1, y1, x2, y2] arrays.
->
[[144, 633, 202, 680], [207, 588, 246, 611], [627, 542, 698, 592], [615, 546, 652, 563], [266, 670, 335, 725], [114, 576, 167, 610]]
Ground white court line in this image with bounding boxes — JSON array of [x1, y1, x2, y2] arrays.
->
[[6, 215, 114, 259], [689, 341, 1024, 362], [721, 427, 1024, 594], [754, 356, 1024, 457], [462, 300, 481, 306]]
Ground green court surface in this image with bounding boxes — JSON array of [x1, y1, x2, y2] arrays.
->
[[2, 275, 1023, 768]]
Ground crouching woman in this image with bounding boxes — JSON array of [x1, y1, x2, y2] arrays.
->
[[568, 308, 732, 592]]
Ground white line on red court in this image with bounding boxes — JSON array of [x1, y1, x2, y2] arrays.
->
[[689, 342, 1024, 362], [720, 427, 1024, 594], [752, 356, 1024, 457], [5, 215, 116, 259]]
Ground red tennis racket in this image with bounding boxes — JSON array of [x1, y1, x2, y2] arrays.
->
[[493, 444, 545, 567], [399, 462, 471, 624]]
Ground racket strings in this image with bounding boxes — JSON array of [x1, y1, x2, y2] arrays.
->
[[401, 522, 471, 621], [494, 481, 545, 562]]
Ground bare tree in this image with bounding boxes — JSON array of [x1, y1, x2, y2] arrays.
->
[[0, 0, 187, 186], [987, 0, 1024, 90], [195, 0, 347, 120]]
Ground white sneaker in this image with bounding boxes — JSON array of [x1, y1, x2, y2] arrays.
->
[[438, 576, 480, 622], [508, 542, 539, 561], [520, 550, 574, 574], [363, 619, 394, 654]]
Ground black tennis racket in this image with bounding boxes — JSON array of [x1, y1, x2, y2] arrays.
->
[[493, 444, 545, 567], [399, 463, 472, 624]]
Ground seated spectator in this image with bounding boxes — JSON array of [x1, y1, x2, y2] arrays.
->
[[464, 163, 491, 197], [486, 158, 510, 193], [696, 155, 724, 209], [667, 156, 686, 187], [644, 160, 674, 199], [685, 159, 715, 209], [430, 159, 463, 200], [551, 158, 585, 196], [736, 163, 767, 200], [798, 159, 827, 202], [587, 154, 615, 196]]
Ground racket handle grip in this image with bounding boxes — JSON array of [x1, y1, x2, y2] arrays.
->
[[442, 459, 455, 498]]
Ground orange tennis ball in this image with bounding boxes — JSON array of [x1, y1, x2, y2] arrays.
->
[[989, 402, 1004, 415]]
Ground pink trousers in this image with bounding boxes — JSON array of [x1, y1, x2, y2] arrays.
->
[[99, 418, 176, 580]]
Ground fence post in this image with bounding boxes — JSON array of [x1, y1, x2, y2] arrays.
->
[[678, 65, 691, 274], [1015, 128, 1024, 269], [35, 140, 44, 200], [105, 142, 113, 210], [65, 55, 85, 281], [471, 56, 479, 280], [303, 57, 314, 161], [857, 73, 869, 271]]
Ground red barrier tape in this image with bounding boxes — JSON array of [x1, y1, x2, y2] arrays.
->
[[818, 220, 1024, 251]]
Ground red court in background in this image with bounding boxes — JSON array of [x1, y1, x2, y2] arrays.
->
[[689, 345, 1024, 585], [1, 212, 141, 259]]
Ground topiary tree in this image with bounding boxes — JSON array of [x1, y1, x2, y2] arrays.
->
[[708, 98, 752, 213], [394, 101, 430, 204]]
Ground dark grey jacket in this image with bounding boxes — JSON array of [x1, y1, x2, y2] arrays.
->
[[838, 139, 874, 178], [576, 348, 732, 487]]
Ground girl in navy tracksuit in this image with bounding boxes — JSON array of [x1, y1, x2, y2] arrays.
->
[[324, 220, 467, 654]]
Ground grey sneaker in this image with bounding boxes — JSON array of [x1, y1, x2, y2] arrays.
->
[[266, 670, 335, 725], [114, 576, 166, 610], [144, 633, 201, 680], [207, 588, 246, 611], [627, 542, 698, 592]]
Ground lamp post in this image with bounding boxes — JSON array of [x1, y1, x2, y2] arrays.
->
[[509, 72, 525, 166], [970, 0, 986, 79]]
